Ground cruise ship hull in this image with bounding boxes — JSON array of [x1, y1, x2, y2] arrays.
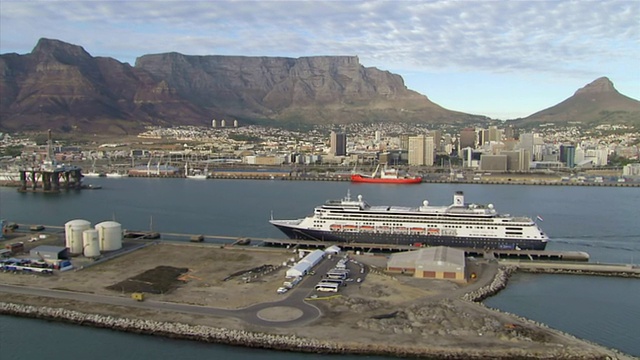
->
[[271, 223, 547, 251]]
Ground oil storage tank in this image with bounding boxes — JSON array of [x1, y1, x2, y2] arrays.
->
[[95, 221, 123, 251], [65, 219, 91, 255], [82, 229, 100, 258]]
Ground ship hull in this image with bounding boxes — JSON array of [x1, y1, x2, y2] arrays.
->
[[271, 223, 547, 251], [350, 174, 422, 184]]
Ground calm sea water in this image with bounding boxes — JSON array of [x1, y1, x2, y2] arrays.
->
[[1, 179, 639, 357]]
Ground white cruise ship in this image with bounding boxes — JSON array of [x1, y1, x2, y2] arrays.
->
[[270, 191, 549, 250]]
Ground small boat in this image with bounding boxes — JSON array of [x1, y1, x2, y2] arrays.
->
[[105, 171, 127, 178], [30, 225, 45, 231], [185, 162, 208, 179], [190, 234, 204, 242], [351, 164, 422, 184], [236, 237, 251, 245]]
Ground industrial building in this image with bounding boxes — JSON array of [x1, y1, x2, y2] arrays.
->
[[386, 246, 467, 282], [30, 245, 69, 261]]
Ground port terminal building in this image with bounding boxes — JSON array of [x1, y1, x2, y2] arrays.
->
[[386, 246, 467, 282]]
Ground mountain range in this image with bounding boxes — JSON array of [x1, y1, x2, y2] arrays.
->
[[1, 38, 638, 134]]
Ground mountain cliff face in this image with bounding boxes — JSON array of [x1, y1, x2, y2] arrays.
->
[[515, 77, 640, 126], [0, 38, 476, 134]]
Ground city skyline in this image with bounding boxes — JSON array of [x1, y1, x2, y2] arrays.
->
[[1, 0, 638, 120]]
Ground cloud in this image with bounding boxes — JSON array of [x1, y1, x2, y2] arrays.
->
[[1, 0, 638, 106]]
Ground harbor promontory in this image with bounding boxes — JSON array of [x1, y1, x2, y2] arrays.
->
[[0, 228, 634, 359]]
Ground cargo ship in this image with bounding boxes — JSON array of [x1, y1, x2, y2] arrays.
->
[[351, 164, 422, 184], [270, 191, 548, 250]]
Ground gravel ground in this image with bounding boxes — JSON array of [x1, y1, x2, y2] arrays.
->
[[0, 242, 629, 359]]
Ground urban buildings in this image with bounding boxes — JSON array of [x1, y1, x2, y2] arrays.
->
[[408, 135, 434, 166], [330, 131, 347, 156]]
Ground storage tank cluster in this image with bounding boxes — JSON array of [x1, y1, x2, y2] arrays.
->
[[65, 219, 123, 257]]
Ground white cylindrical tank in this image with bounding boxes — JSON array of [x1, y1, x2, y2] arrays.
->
[[82, 229, 100, 258], [65, 219, 91, 255], [95, 221, 123, 251]]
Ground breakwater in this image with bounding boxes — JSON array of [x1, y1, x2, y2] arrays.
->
[[508, 262, 640, 278], [0, 302, 617, 360], [462, 265, 517, 302]]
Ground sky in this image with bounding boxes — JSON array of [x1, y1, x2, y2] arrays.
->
[[1, 0, 639, 120]]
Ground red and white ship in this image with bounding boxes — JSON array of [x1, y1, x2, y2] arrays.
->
[[351, 164, 422, 184]]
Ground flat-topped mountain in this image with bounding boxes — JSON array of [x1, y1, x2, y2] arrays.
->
[[0, 38, 480, 134], [512, 77, 640, 127]]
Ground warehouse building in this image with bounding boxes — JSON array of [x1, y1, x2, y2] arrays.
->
[[286, 249, 325, 278], [30, 245, 69, 261], [386, 246, 467, 282]]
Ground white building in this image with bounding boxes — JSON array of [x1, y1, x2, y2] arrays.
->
[[623, 163, 640, 176], [408, 135, 434, 166], [286, 249, 325, 278]]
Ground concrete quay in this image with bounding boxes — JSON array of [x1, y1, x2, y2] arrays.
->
[[503, 260, 640, 278]]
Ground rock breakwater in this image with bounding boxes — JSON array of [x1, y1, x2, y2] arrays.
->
[[463, 265, 517, 302], [0, 302, 616, 359]]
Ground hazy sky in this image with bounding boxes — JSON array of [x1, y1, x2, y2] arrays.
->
[[1, 0, 638, 120]]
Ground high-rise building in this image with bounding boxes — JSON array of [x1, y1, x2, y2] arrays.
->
[[478, 129, 488, 147], [488, 126, 501, 142], [565, 145, 576, 168], [504, 125, 515, 140], [330, 131, 347, 156], [399, 134, 410, 151], [459, 128, 476, 149], [504, 149, 530, 171], [560, 144, 576, 168], [430, 130, 442, 152], [518, 133, 534, 161], [408, 135, 434, 166]]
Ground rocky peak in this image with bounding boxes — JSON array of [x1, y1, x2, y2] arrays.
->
[[574, 77, 617, 96], [31, 38, 93, 64]]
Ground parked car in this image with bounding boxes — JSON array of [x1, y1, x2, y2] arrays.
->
[[276, 287, 289, 294]]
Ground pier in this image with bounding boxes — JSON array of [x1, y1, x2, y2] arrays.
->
[[6, 224, 637, 278]]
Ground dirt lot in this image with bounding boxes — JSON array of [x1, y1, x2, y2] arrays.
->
[[0, 243, 626, 358]]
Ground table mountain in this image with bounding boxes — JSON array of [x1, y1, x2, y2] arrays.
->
[[0, 38, 480, 134]]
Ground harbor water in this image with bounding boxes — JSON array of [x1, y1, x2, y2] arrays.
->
[[1, 178, 639, 357]]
